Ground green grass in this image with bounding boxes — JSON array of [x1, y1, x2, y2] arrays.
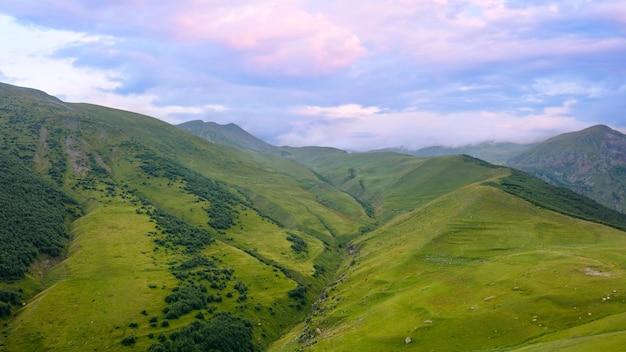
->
[[4, 83, 626, 351], [4, 197, 178, 351], [272, 185, 626, 351], [202, 242, 300, 345], [489, 168, 626, 230], [295, 153, 508, 222]]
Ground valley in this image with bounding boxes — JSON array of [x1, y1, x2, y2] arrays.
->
[[2, 82, 626, 351]]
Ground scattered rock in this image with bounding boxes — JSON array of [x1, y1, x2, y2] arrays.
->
[[483, 295, 496, 301], [584, 267, 611, 277], [405, 337, 412, 344]]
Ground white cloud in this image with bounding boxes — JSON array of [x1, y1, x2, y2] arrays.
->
[[293, 104, 382, 119], [278, 100, 589, 150], [532, 79, 605, 97], [0, 1, 623, 150], [0, 14, 123, 103]]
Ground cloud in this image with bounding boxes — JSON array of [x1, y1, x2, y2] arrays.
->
[[170, 1, 366, 76], [532, 78, 605, 97], [277, 100, 589, 151], [294, 104, 382, 119], [1, 0, 366, 77], [0, 1, 625, 150], [0, 14, 121, 99]]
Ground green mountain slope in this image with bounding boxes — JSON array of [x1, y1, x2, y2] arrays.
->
[[177, 120, 278, 154], [507, 124, 626, 213], [0, 82, 370, 351], [2, 82, 626, 352], [291, 152, 509, 222], [272, 183, 626, 351], [0, 152, 79, 281]]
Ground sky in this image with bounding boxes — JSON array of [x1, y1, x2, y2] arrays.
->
[[0, 0, 625, 151]]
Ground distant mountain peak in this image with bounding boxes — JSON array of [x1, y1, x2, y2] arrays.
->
[[507, 124, 626, 212], [585, 124, 615, 132], [177, 120, 277, 153]]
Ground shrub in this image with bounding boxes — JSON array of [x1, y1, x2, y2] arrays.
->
[[0, 302, 11, 318], [168, 312, 257, 351], [121, 335, 137, 346], [286, 233, 308, 253]]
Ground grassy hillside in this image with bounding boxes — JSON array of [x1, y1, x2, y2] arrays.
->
[[292, 152, 507, 221], [3, 82, 626, 351], [0, 83, 370, 350], [271, 184, 626, 351], [489, 168, 626, 231]]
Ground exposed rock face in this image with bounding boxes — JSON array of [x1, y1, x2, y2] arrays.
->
[[507, 125, 626, 213]]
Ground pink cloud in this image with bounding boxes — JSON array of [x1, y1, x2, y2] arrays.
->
[[317, 0, 625, 70], [6, 0, 622, 77], [2, 0, 366, 76], [294, 104, 382, 119], [169, 1, 366, 76]]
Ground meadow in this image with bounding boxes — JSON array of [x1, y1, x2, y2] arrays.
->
[[271, 184, 626, 351]]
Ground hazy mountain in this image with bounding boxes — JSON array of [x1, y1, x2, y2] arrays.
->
[[176, 120, 348, 162], [183, 120, 626, 216], [3, 82, 626, 352], [507, 124, 626, 213], [177, 120, 279, 154], [177, 120, 533, 165], [406, 141, 534, 165]]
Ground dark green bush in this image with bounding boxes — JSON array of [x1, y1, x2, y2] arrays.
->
[[121, 335, 137, 346], [0, 152, 79, 281], [148, 312, 257, 352], [286, 233, 308, 253]]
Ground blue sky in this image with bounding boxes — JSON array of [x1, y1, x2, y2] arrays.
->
[[1, 0, 624, 150]]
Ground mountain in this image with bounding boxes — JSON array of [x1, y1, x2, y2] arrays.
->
[[0, 82, 372, 351], [176, 120, 348, 162], [177, 120, 279, 154], [2, 82, 626, 351], [175, 120, 530, 165], [269, 153, 626, 352], [406, 141, 534, 165], [507, 124, 626, 213]]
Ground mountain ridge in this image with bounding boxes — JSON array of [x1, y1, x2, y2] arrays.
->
[[2, 82, 626, 351], [180, 119, 626, 214]]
